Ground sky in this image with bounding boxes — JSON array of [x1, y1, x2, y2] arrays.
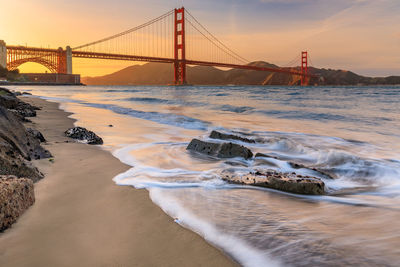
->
[[0, 0, 399, 77]]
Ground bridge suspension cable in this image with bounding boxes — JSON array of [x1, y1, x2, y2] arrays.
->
[[184, 9, 248, 65], [72, 9, 176, 59]]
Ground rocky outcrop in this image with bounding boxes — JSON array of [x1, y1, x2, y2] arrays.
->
[[210, 130, 256, 144], [0, 176, 35, 231], [0, 91, 52, 232], [0, 106, 51, 182], [187, 139, 253, 159], [221, 169, 325, 195], [0, 87, 39, 120], [65, 127, 103, 145]]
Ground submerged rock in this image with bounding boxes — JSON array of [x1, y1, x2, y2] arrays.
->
[[187, 139, 253, 159], [255, 152, 336, 179], [209, 130, 256, 144], [0, 175, 35, 231], [65, 127, 103, 145], [221, 169, 325, 195]]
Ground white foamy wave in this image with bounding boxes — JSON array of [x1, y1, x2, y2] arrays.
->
[[149, 188, 283, 267]]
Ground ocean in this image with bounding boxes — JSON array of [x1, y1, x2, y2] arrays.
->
[[10, 85, 400, 266]]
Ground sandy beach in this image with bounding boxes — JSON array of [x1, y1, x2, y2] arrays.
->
[[0, 96, 235, 267]]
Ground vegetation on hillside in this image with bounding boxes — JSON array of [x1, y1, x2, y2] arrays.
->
[[0, 66, 21, 81]]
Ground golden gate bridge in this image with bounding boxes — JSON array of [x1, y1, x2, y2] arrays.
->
[[1, 7, 314, 86]]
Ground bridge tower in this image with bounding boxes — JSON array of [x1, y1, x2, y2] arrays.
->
[[174, 7, 186, 85], [0, 40, 6, 69], [301, 51, 308, 86]]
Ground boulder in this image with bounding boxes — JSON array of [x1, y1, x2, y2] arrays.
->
[[65, 127, 103, 145], [27, 128, 46, 143], [0, 175, 35, 231], [210, 130, 256, 144], [221, 169, 325, 195], [187, 139, 253, 159]]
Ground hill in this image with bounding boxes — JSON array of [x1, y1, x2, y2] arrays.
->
[[82, 62, 400, 86]]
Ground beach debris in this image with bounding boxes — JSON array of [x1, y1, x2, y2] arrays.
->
[[108, 124, 113, 127], [65, 127, 103, 145], [0, 175, 35, 231], [187, 138, 253, 159], [27, 128, 46, 143], [209, 130, 256, 144], [221, 169, 325, 195]]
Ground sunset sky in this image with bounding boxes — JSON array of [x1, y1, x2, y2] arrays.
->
[[1, 0, 399, 77]]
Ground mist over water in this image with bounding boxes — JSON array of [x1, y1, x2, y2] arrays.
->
[[13, 85, 400, 266]]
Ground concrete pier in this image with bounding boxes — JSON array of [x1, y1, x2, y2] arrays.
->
[[0, 40, 6, 69], [66, 46, 72, 74]]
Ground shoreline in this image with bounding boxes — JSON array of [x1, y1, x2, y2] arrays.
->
[[0, 96, 236, 266]]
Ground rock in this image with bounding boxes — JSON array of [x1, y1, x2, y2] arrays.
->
[[108, 124, 113, 127], [187, 139, 253, 159], [0, 106, 51, 181], [27, 128, 46, 143], [0, 175, 35, 231], [210, 130, 256, 143], [256, 153, 336, 179], [0, 87, 39, 120], [255, 152, 279, 159], [65, 127, 103, 145], [221, 169, 325, 195], [22, 92, 32, 95]]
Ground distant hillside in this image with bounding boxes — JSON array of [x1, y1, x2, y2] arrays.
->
[[82, 62, 400, 86]]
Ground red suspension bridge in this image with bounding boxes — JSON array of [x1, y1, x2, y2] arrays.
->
[[0, 7, 314, 86]]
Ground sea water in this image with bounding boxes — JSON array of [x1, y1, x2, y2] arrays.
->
[[10, 85, 400, 266]]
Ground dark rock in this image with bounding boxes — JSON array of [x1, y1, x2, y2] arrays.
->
[[0, 88, 39, 120], [27, 128, 46, 143], [65, 127, 103, 145], [218, 142, 253, 159], [255, 153, 279, 159], [221, 169, 325, 195], [210, 130, 256, 143], [108, 124, 113, 127], [186, 139, 220, 156], [22, 92, 32, 95], [0, 106, 51, 181], [187, 139, 253, 159], [0, 175, 35, 231]]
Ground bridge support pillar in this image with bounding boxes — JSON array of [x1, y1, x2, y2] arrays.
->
[[301, 51, 308, 86], [0, 40, 6, 69], [66, 46, 72, 74], [174, 7, 187, 85]]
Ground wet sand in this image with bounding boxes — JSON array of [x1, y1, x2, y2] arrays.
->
[[0, 97, 235, 267]]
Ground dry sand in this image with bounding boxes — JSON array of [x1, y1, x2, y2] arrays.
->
[[0, 97, 236, 267]]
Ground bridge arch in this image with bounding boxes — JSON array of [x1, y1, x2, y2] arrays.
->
[[6, 46, 68, 74], [8, 58, 58, 73]]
